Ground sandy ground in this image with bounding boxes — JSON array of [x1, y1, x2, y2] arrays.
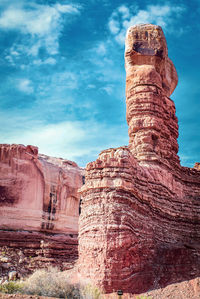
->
[[104, 277, 200, 299]]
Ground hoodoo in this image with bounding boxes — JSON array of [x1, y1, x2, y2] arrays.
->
[[125, 24, 179, 167], [78, 24, 200, 293]]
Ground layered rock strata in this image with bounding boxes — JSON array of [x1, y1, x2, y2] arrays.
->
[[78, 24, 200, 293], [0, 144, 83, 277], [0, 230, 78, 279]]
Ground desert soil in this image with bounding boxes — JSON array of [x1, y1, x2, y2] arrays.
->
[[0, 277, 200, 299]]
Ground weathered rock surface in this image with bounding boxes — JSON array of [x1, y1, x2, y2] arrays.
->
[[0, 144, 83, 233], [125, 24, 179, 166], [0, 144, 83, 277], [78, 24, 200, 294], [0, 230, 78, 279]]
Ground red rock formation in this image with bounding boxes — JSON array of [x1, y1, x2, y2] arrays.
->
[[78, 24, 200, 294], [0, 144, 83, 276], [103, 277, 200, 299], [125, 25, 179, 167], [0, 230, 78, 278], [0, 144, 83, 233]]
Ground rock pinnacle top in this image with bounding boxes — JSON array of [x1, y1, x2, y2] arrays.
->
[[125, 23, 177, 97], [125, 24, 179, 165]]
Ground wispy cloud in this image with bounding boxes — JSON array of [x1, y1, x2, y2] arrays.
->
[[0, 0, 198, 168], [0, 114, 128, 166], [17, 78, 34, 94], [33, 57, 57, 66], [95, 42, 107, 56], [100, 85, 113, 95], [0, 1, 81, 64], [108, 3, 185, 45], [35, 70, 78, 101]]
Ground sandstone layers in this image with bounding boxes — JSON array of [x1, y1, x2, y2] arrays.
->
[[78, 24, 200, 293], [0, 144, 83, 276]]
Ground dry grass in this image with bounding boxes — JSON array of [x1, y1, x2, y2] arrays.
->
[[81, 283, 102, 299], [22, 267, 80, 298], [7, 267, 102, 298], [0, 281, 23, 294], [0, 267, 104, 298]]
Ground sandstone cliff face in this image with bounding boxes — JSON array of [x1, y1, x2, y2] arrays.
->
[[0, 144, 83, 233], [78, 24, 200, 293], [0, 144, 83, 277]]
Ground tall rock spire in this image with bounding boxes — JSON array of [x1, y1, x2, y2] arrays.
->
[[125, 24, 179, 166], [78, 24, 200, 294]]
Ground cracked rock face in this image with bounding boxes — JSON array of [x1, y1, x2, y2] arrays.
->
[[78, 24, 200, 293], [0, 144, 83, 233], [0, 144, 83, 277]]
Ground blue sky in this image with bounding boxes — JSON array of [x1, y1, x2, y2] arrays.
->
[[0, 0, 199, 167]]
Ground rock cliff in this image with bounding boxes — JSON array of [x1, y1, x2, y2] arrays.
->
[[0, 144, 83, 278], [78, 24, 200, 293]]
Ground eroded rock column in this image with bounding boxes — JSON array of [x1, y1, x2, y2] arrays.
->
[[125, 24, 179, 167], [78, 24, 200, 294]]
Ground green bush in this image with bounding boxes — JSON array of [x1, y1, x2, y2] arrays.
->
[[0, 281, 23, 294]]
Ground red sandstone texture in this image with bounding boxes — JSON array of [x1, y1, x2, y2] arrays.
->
[[0, 144, 83, 233], [78, 24, 200, 294], [0, 144, 83, 277]]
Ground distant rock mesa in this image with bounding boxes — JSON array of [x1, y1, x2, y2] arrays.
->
[[78, 24, 200, 293]]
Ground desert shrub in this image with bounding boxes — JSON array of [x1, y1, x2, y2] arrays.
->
[[81, 283, 102, 299], [22, 267, 81, 298], [0, 281, 23, 294], [0, 267, 103, 299]]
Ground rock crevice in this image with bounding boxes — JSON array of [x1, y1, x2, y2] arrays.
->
[[0, 144, 83, 277]]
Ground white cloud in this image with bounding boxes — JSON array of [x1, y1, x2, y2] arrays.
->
[[101, 85, 113, 95], [87, 84, 96, 89], [0, 120, 85, 159], [33, 57, 57, 66], [96, 43, 107, 56], [0, 116, 128, 166], [108, 4, 185, 45], [17, 78, 34, 94], [0, 1, 80, 62], [55, 3, 79, 14], [0, 3, 80, 36], [53, 72, 77, 89], [31, 70, 78, 102], [108, 19, 120, 34], [118, 5, 130, 19]]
